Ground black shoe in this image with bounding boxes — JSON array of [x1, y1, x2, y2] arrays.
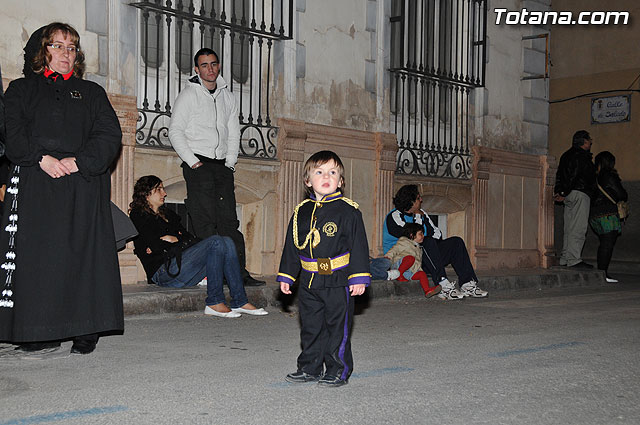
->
[[71, 335, 98, 355], [569, 261, 593, 270], [317, 375, 348, 387], [16, 341, 61, 352], [244, 275, 266, 286], [285, 371, 321, 383]]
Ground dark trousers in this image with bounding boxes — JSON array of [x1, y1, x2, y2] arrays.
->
[[297, 286, 354, 381], [420, 236, 478, 284], [597, 231, 619, 272], [181, 160, 247, 272]]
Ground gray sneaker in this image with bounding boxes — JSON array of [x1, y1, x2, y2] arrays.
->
[[437, 279, 464, 300]]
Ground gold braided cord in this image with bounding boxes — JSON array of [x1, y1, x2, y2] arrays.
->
[[292, 199, 318, 250]]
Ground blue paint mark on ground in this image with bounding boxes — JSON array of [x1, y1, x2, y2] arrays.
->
[[269, 366, 414, 388], [0, 405, 128, 425], [350, 366, 414, 379], [489, 341, 585, 358]]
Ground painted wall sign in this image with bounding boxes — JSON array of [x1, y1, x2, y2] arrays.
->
[[591, 95, 631, 124]]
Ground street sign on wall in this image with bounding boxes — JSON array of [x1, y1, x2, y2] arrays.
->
[[591, 95, 631, 124]]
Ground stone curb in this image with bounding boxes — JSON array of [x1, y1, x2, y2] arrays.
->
[[123, 269, 607, 316]]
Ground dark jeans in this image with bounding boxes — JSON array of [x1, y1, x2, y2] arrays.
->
[[420, 236, 478, 284], [182, 159, 247, 273], [369, 257, 392, 280], [597, 231, 619, 273], [152, 235, 249, 307]]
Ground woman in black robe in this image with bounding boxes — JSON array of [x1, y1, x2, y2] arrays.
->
[[0, 23, 124, 354]]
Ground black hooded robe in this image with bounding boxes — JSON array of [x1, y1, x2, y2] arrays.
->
[[0, 72, 124, 342]]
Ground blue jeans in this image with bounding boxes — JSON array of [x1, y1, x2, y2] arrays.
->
[[152, 235, 249, 307], [369, 257, 391, 280]]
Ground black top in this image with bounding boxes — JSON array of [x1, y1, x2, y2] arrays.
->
[[554, 146, 596, 198], [130, 208, 195, 280], [591, 170, 628, 218]]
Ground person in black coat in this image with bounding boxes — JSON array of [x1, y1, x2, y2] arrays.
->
[[589, 151, 628, 283], [554, 130, 597, 269], [0, 23, 124, 355]]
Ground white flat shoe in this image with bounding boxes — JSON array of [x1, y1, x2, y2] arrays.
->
[[231, 307, 269, 316], [204, 306, 241, 318]]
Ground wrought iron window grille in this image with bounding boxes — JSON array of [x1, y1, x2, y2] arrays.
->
[[390, 0, 487, 179], [131, 0, 293, 160]]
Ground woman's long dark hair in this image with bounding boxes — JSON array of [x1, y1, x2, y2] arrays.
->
[[130, 175, 165, 216], [594, 151, 617, 176]]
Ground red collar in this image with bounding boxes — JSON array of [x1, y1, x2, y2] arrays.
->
[[44, 68, 73, 81]]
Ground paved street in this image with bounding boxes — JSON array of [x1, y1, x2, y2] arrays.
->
[[1, 275, 640, 425]]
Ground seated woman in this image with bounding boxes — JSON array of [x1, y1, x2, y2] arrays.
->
[[129, 175, 267, 318]]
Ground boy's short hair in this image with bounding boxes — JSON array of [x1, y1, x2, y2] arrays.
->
[[303, 150, 345, 198], [402, 222, 424, 240]]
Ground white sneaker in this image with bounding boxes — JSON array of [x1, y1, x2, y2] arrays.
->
[[461, 280, 488, 298], [387, 269, 400, 280], [605, 274, 618, 283], [437, 279, 464, 300]]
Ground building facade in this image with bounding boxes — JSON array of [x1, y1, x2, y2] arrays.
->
[[1, 0, 557, 283]]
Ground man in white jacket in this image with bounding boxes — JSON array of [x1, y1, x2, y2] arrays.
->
[[169, 48, 265, 286]]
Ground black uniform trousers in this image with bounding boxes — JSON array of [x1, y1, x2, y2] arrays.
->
[[420, 236, 478, 285], [182, 159, 247, 272], [297, 284, 354, 381]]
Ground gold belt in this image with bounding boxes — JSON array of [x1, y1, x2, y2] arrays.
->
[[300, 253, 350, 275]]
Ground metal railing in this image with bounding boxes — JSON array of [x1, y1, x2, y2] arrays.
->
[[390, 0, 487, 179], [130, 0, 293, 159]]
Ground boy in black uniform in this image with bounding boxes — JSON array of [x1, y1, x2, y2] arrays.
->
[[277, 151, 371, 387]]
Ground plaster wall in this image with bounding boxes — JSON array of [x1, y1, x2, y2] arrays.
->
[[549, 0, 640, 269], [478, 0, 550, 155], [274, 0, 384, 133]]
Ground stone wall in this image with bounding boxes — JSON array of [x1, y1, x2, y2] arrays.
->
[[471, 145, 556, 269]]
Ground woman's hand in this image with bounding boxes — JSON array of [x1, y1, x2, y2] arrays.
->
[[39, 155, 71, 179], [160, 235, 179, 243], [60, 157, 79, 173]]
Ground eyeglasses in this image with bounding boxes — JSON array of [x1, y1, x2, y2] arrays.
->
[[47, 43, 80, 54]]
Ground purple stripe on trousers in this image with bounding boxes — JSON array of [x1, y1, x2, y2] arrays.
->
[[339, 287, 350, 380]]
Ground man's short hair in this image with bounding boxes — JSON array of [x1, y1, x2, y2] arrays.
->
[[194, 48, 219, 67], [572, 130, 591, 147], [393, 185, 420, 213]]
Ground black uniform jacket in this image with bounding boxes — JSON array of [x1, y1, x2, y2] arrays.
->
[[277, 191, 372, 289]]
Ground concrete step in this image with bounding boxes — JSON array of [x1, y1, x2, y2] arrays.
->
[[122, 268, 607, 316]]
